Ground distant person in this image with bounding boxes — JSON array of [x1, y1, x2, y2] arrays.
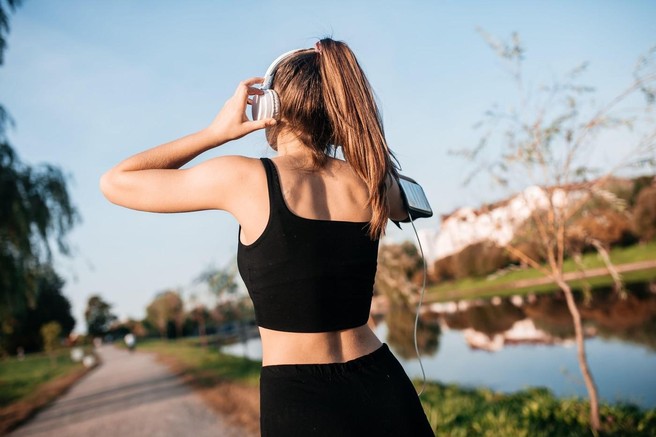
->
[[124, 333, 136, 352], [101, 38, 433, 436]]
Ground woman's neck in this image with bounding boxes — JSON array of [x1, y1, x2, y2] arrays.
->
[[275, 129, 314, 163]]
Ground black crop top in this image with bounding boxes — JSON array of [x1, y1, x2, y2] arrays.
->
[[236, 158, 379, 333]]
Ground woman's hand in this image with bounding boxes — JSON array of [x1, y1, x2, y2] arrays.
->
[[205, 77, 277, 145]]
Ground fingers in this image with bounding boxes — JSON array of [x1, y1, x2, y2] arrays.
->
[[241, 77, 265, 87], [236, 77, 265, 98], [248, 117, 277, 131], [246, 87, 264, 96], [235, 117, 276, 139]]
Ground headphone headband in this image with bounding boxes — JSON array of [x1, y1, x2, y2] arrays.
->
[[252, 47, 312, 121], [261, 48, 308, 89]]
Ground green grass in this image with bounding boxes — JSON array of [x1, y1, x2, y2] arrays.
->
[[135, 337, 261, 386], [419, 382, 656, 437], [427, 241, 656, 302], [0, 349, 85, 407]]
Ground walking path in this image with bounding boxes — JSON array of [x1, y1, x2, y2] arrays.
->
[[9, 345, 243, 437]]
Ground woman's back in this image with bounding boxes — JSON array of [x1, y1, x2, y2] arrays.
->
[[271, 156, 372, 223], [237, 153, 385, 366], [238, 154, 375, 244]]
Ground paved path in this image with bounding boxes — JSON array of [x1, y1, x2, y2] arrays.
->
[[10, 345, 243, 437]]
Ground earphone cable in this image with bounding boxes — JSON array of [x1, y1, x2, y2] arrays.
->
[[408, 213, 427, 397]]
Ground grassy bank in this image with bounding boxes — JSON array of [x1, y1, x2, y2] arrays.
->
[[135, 337, 260, 386], [138, 338, 656, 436], [421, 383, 656, 436], [427, 241, 656, 302], [0, 348, 93, 434]]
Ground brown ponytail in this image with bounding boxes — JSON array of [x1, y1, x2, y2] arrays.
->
[[317, 38, 398, 239], [269, 38, 398, 239]]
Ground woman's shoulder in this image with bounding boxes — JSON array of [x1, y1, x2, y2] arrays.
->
[[196, 155, 269, 215], [193, 155, 267, 198], [210, 154, 263, 167], [201, 155, 266, 180]]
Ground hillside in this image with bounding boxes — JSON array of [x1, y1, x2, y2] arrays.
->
[[420, 175, 656, 265]]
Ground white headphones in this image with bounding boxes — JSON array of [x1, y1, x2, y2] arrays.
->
[[251, 49, 307, 121]]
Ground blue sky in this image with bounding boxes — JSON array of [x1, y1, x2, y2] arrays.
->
[[1, 1, 654, 330]]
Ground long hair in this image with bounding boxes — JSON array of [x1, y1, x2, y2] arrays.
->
[[267, 38, 399, 239]]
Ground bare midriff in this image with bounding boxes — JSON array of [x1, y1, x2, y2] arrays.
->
[[259, 322, 383, 366]]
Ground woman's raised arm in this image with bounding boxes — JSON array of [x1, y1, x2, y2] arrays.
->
[[100, 78, 276, 213]]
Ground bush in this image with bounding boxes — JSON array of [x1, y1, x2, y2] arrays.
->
[[452, 244, 479, 279], [569, 208, 637, 250], [511, 240, 546, 265], [476, 242, 512, 276], [510, 217, 548, 265], [420, 382, 656, 436], [432, 254, 456, 282], [629, 175, 655, 207], [448, 241, 511, 280], [632, 185, 656, 242], [40, 322, 62, 355]]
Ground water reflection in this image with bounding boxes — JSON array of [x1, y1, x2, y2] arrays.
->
[[383, 301, 441, 359], [385, 281, 656, 407]]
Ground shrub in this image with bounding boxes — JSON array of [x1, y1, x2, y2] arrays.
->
[[511, 240, 546, 265], [632, 185, 656, 242], [450, 241, 511, 279], [432, 254, 456, 282], [629, 175, 655, 206], [510, 217, 548, 265], [569, 208, 637, 250], [40, 322, 62, 355], [452, 243, 480, 279], [475, 242, 512, 276]]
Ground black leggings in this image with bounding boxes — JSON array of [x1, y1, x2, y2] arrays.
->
[[259, 343, 435, 436]]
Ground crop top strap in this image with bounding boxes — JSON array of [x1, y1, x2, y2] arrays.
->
[[259, 157, 285, 215]]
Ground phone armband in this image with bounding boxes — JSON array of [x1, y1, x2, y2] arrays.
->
[[396, 175, 433, 224]]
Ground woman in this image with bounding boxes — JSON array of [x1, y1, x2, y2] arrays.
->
[[101, 38, 434, 436]]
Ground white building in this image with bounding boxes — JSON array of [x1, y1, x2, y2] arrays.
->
[[419, 185, 574, 264]]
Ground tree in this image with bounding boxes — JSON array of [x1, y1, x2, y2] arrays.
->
[[40, 321, 61, 366], [196, 261, 240, 302], [1, 0, 79, 323], [84, 295, 116, 338], [456, 30, 656, 431], [1, 266, 76, 355], [145, 290, 184, 339], [188, 293, 210, 347], [107, 318, 146, 340], [196, 261, 255, 349], [0, 1, 23, 66]]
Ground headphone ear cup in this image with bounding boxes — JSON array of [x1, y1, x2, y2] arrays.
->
[[251, 89, 280, 121], [270, 90, 280, 120]]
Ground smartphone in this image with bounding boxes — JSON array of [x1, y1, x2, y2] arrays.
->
[[397, 175, 433, 222]]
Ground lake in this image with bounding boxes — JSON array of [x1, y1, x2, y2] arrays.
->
[[221, 282, 656, 408]]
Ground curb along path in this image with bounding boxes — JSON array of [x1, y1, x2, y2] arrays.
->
[[9, 345, 243, 437]]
